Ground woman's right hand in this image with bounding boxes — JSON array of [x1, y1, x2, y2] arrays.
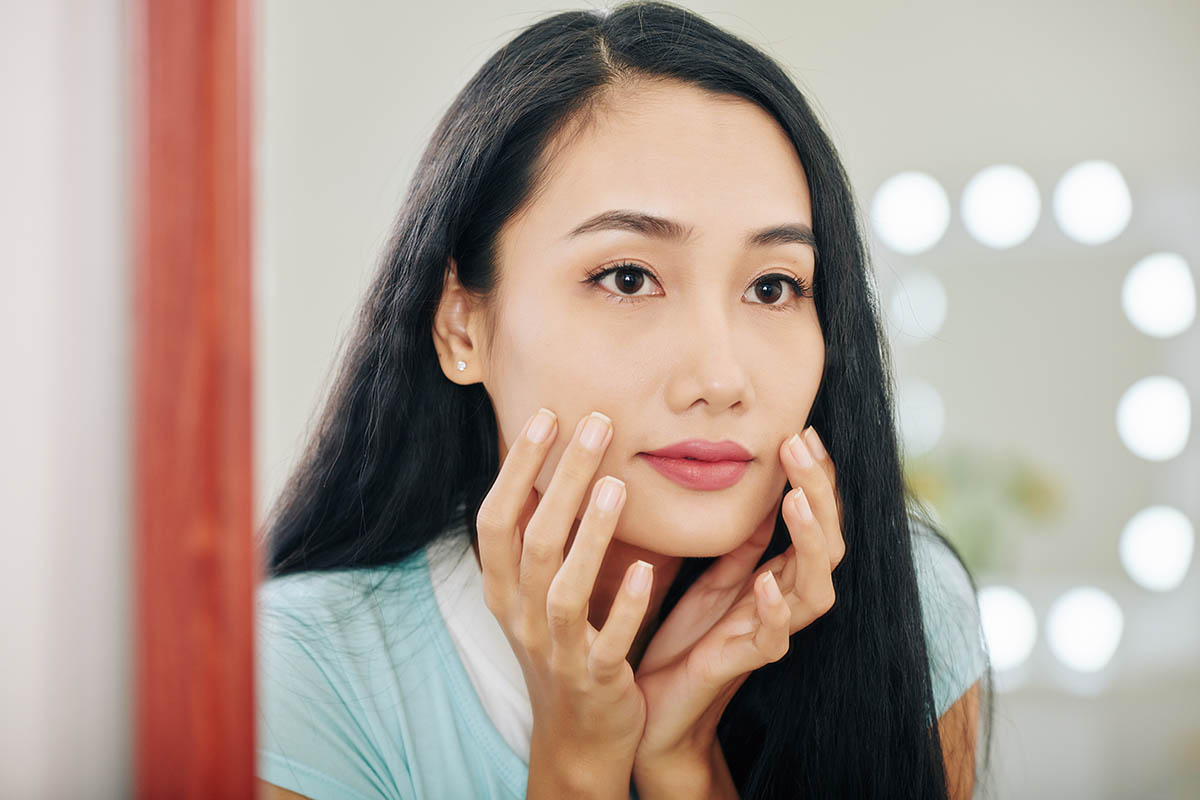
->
[[475, 407, 653, 796]]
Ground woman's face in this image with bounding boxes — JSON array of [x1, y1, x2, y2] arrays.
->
[[473, 80, 823, 557]]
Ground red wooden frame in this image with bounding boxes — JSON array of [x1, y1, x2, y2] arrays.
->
[[131, 0, 257, 795]]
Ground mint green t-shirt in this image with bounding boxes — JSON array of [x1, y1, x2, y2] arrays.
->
[[256, 523, 986, 799]]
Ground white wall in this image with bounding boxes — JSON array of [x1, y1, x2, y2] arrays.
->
[[257, 1, 1200, 797], [0, 0, 132, 797]]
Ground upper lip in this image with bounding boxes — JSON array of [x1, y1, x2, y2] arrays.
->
[[641, 439, 753, 462]]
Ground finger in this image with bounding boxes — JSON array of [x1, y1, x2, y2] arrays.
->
[[803, 427, 845, 568], [519, 411, 613, 632], [703, 571, 793, 685], [780, 429, 844, 570], [802, 427, 838, 506], [589, 559, 652, 684], [751, 570, 794, 660], [780, 487, 837, 622], [547, 475, 625, 670], [476, 407, 559, 612], [674, 572, 791, 700]]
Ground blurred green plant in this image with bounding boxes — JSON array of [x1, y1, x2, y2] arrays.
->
[[902, 441, 1065, 573]]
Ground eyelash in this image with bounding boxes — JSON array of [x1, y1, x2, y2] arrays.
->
[[581, 261, 813, 311]]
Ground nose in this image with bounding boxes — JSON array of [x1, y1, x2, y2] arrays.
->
[[663, 299, 754, 414]]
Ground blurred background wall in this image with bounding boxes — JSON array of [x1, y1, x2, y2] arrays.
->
[[2, 0, 132, 796], [255, 1, 1199, 798]]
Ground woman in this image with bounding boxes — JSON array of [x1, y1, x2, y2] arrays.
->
[[256, 2, 993, 798]]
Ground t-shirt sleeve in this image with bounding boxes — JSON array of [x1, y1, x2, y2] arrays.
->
[[256, 577, 413, 800], [912, 526, 988, 718]]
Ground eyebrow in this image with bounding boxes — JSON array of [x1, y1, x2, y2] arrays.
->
[[564, 209, 818, 254]]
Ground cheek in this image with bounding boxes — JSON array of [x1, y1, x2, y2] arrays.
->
[[760, 325, 823, 396], [490, 315, 635, 503]]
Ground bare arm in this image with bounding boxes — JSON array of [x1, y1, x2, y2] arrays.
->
[[938, 679, 980, 800], [257, 779, 312, 800]]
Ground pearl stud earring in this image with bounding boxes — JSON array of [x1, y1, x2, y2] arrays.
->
[[456, 360, 466, 371]]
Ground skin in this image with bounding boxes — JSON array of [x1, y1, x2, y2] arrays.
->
[[437, 79, 825, 665]]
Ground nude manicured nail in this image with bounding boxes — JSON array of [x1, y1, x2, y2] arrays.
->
[[805, 427, 827, 461], [596, 476, 624, 511], [629, 560, 652, 594], [526, 408, 555, 443], [788, 432, 812, 467], [580, 412, 611, 450]]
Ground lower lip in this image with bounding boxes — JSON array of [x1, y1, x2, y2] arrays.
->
[[637, 454, 751, 490]]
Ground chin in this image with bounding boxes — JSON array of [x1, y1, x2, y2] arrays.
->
[[620, 498, 776, 558]]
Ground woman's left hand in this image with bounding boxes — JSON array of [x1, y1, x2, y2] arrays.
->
[[630, 426, 846, 788]]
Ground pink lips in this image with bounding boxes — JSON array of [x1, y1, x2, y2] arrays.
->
[[637, 439, 753, 490]]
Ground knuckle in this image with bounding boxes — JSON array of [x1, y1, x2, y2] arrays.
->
[[545, 595, 582, 631], [481, 582, 505, 616], [474, 503, 505, 536], [512, 617, 545, 654], [769, 632, 791, 662], [522, 537, 560, 565], [800, 580, 827, 610], [817, 585, 836, 615], [557, 454, 598, 485], [510, 615, 534, 644], [587, 650, 620, 681]]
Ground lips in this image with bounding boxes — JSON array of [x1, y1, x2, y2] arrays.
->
[[637, 439, 753, 490], [640, 439, 753, 462]]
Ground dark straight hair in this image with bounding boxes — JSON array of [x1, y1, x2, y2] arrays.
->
[[262, 2, 994, 797]]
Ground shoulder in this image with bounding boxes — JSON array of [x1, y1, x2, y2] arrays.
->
[[257, 553, 441, 668], [257, 555, 428, 630], [256, 552, 441, 700], [909, 517, 988, 719], [256, 555, 433, 799]]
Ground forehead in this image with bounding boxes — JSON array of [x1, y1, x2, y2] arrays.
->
[[506, 81, 814, 249]]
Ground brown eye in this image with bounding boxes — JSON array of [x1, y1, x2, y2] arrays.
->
[[744, 273, 812, 309], [753, 278, 785, 304], [582, 262, 662, 302], [613, 267, 645, 294]]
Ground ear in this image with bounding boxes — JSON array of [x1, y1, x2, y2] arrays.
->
[[432, 257, 486, 384]]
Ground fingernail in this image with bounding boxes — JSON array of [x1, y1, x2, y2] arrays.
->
[[805, 427, 827, 461], [630, 560, 652, 594], [581, 412, 611, 451], [596, 476, 624, 511], [788, 433, 812, 467], [792, 487, 813, 521], [527, 408, 555, 443], [758, 570, 783, 603]]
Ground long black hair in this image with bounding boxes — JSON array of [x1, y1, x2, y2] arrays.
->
[[262, 2, 994, 796]]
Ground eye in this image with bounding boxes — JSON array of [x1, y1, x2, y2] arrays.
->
[[581, 262, 664, 304], [745, 273, 813, 310]]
